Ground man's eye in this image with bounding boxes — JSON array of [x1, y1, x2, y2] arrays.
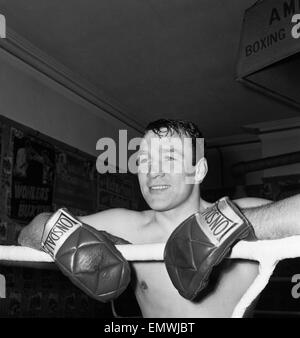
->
[[164, 155, 175, 161], [137, 157, 149, 165]]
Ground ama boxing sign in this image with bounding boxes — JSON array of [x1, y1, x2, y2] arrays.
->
[[236, 0, 300, 79]]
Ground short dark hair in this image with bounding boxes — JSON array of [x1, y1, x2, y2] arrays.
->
[[144, 119, 204, 165]]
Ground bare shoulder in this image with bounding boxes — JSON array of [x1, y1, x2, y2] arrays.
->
[[82, 207, 142, 222], [233, 197, 273, 209], [80, 208, 151, 242]]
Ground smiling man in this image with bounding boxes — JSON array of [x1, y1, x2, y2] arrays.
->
[[18, 118, 300, 317], [137, 124, 204, 212]]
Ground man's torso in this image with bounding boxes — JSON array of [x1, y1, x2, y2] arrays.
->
[[82, 204, 259, 318]]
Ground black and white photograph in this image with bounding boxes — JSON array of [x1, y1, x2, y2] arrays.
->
[[1, 0, 300, 325]]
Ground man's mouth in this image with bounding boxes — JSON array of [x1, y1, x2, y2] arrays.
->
[[149, 185, 170, 191]]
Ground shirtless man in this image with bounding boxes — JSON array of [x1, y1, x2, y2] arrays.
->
[[18, 119, 300, 318]]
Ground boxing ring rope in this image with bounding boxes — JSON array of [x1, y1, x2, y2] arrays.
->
[[1, 236, 300, 317]]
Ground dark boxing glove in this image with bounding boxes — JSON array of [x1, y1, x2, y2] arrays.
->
[[41, 208, 131, 302], [164, 197, 256, 300]]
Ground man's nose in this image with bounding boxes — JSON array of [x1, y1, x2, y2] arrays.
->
[[147, 162, 165, 178]]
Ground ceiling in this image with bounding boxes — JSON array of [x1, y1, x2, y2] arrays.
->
[[0, 0, 299, 139]]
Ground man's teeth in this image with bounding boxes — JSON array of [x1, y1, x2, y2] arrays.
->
[[150, 185, 169, 190]]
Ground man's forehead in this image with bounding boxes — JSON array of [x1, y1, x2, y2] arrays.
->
[[140, 131, 190, 150]]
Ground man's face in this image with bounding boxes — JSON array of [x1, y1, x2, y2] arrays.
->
[[137, 129, 200, 211]]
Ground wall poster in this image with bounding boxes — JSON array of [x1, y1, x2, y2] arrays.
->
[[10, 128, 55, 222]]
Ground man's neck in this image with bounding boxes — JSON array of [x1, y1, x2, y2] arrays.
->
[[152, 196, 209, 232]]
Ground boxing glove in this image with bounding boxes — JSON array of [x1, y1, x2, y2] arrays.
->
[[164, 197, 256, 300], [39, 208, 131, 302]]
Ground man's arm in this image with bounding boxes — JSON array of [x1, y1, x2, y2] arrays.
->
[[79, 208, 144, 242], [18, 208, 143, 249], [18, 208, 133, 303], [235, 195, 300, 240]]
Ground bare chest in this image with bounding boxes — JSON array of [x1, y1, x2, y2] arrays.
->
[[124, 216, 259, 317], [131, 259, 259, 318]]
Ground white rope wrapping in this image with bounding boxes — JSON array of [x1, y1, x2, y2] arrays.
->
[[1, 236, 300, 317]]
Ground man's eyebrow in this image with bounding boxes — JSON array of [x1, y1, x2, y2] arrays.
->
[[137, 150, 149, 156], [161, 147, 183, 154]]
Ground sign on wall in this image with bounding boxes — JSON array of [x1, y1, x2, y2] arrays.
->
[[10, 128, 55, 222], [237, 0, 300, 78], [53, 151, 96, 216]]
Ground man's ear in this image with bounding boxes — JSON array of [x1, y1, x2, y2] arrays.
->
[[195, 157, 208, 183]]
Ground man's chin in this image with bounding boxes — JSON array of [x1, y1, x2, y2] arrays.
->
[[147, 202, 173, 212]]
